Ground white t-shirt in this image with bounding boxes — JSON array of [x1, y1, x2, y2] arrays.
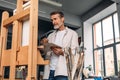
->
[[50, 29, 66, 70]]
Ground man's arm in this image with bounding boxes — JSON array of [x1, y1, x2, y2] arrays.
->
[[70, 32, 79, 55]]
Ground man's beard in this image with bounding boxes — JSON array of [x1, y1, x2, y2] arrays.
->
[[54, 23, 63, 30]]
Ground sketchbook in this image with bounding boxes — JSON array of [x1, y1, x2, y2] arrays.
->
[[44, 43, 62, 52], [38, 43, 62, 53]]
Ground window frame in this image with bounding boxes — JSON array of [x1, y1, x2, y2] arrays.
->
[[92, 12, 120, 76]]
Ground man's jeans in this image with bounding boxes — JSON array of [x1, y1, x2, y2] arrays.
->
[[48, 70, 68, 80]]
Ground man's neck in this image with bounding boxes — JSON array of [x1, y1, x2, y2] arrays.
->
[[58, 25, 65, 31]]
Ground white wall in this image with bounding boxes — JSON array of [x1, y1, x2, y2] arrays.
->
[[84, 22, 93, 68]]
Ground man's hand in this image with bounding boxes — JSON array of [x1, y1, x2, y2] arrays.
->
[[50, 46, 64, 56], [40, 38, 48, 45]]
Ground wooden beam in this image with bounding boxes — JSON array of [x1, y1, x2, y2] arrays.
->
[[16, 46, 28, 65], [2, 50, 11, 66], [9, 20, 19, 79], [3, 8, 30, 27], [23, 0, 30, 3], [0, 11, 9, 79], [31, 0, 38, 79], [16, 0, 24, 13], [27, 0, 38, 79]]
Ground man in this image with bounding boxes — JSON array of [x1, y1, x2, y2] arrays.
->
[[43, 11, 79, 80]]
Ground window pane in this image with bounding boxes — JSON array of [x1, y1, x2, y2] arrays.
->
[[116, 44, 120, 72], [104, 47, 115, 76], [102, 16, 114, 45], [94, 49, 104, 76], [93, 22, 102, 48], [113, 13, 120, 42]]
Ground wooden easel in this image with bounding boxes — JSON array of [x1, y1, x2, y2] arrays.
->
[[0, 0, 49, 80]]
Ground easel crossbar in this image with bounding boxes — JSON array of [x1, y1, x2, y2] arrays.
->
[[3, 8, 30, 27]]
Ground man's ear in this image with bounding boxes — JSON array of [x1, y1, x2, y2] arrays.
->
[[62, 17, 64, 22]]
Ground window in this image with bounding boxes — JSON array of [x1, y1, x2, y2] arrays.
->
[[93, 12, 120, 76], [94, 49, 104, 76], [102, 16, 114, 45], [104, 47, 115, 76], [116, 44, 120, 72], [93, 22, 102, 48]]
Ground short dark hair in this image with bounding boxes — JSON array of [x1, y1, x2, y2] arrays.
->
[[50, 11, 64, 18]]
